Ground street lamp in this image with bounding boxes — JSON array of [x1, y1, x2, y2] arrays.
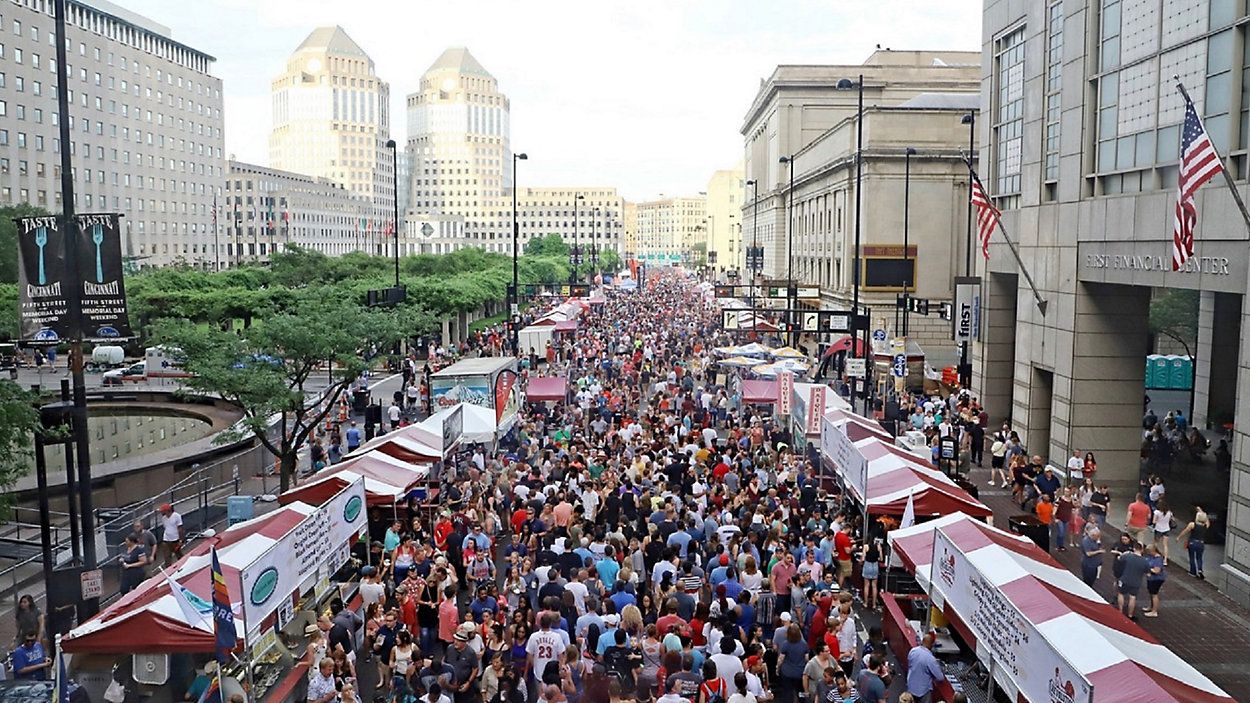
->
[[386, 139, 400, 287], [902, 147, 916, 337], [836, 75, 865, 413], [511, 152, 527, 356], [746, 178, 759, 316], [571, 194, 584, 284], [591, 207, 601, 279], [778, 155, 796, 346], [959, 111, 976, 389]]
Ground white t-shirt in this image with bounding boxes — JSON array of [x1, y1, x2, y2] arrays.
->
[[161, 511, 183, 542], [359, 580, 386, 607], [388, 405, 401, 422], [526, 629, 566, 679], [728, 694, 757, 703], [710, 653, 744, 691]]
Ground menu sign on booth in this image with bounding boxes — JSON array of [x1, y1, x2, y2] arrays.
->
[[820, 414, 868, 503], [240, 477, 367, 635], [778, 371, 794, 417], [805, 386, 826, 435], [929, 528, 1092, 703]]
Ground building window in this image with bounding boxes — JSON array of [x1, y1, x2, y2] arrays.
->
[[1100, 0, 1120, 72], [1043, 1, 1063, 184], [993, 26, 1026, 202]]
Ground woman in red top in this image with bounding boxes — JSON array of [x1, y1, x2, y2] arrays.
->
[[688, 602, 709, 648]]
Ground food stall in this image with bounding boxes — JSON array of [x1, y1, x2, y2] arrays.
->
[[430, 357, 522, 431], [788, 382, 849, 455], [526, 376, 569, 405], [63, 479, 370, 703], [884, 512, 1236, 703]]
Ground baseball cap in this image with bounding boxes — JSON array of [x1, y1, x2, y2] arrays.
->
[[719, 554, 729, 566], [745, 655, 761, 670], [603, 614, 620, 625], [159, 503, 172, 513], [779, 612, 792, 623]]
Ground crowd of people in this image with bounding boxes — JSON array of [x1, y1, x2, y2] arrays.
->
[[298, 272, 970, 703]]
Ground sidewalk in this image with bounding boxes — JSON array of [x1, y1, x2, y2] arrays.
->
[[963, 464, 1250, 701]]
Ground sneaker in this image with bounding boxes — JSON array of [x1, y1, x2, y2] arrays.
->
[[987, 479, 995, 485], [1143, 611, 1159, 618]]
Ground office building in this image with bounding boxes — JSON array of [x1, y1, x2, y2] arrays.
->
[[269, 26, 393, 239], [740, 50, 979, 349], [705, 163, 745, 279], [224, 160, 372, 263], [978, 0, 1250, 606], [0, 0, 225, 267], [635, 196, 707, 265]]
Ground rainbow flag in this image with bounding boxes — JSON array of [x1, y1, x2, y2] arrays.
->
[[210, 548, 234, 665]]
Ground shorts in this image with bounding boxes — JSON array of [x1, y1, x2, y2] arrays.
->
[[1147, 580, 1164, 595], [991, 455, 1004, 469], [862, 562, 879, 580], [837, 559, 853, 580], [1117, 580, 1140, 596]]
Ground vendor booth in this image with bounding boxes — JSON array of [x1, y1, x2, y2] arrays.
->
[[741, 379, 778, 406], [884, 513, 1235, 703], [526, 376, 568, 404], [788, 382, 850, 454], [416, 401, 516, 446], [430, 358, 522, 430], [279, 451, 428, 507], [63, 479, 370, 703], [348, 423, 440, 462], [819, 409, 990, 519]]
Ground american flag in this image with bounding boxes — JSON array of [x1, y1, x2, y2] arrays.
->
[[970, 178, 1000, 260], [1171, 98, 1221, 271]]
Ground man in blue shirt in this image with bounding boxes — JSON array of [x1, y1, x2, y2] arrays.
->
[[345, 421, 362, 452], [596, 546, 620, 588], [609, 581, 636, 613], [12, 634, 50, 680], [906, 633, 944, 703]]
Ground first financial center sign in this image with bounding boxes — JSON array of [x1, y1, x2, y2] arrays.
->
[[1077, 240, 1244, 293], [1084, 252, 1231, 275]]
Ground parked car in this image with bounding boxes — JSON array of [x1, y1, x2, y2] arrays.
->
[[102, 361, 146, 386]]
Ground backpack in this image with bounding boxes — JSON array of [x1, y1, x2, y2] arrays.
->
[[700, 679, 726, 703]]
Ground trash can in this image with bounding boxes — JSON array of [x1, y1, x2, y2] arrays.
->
[[954, 478, 979, 500], [1008, 514, 1050, 552], [352, 388, 370, 413], [96, 508, 127, 558]]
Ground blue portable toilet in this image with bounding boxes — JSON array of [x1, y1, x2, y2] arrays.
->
[[227, 495, 254, 525]]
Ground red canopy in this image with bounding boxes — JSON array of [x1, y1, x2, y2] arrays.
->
[[823, 335, 869, 356], [553, 320, 578, 332], [527, 376, 568, 403], [279, 451, 428, 507], [348, 424, 440, 463], [741, 379, 778, 404]]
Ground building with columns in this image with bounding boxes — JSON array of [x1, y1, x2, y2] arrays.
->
[[740, 50, 980, 350], [269, 26, 394, 239], [978, 0, 1250, 606]]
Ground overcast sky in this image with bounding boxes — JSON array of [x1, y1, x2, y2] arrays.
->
[[123, 0, 981, 201]]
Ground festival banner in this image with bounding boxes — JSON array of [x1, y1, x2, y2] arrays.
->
[[74, 213, 132, 339], [210, 548, 236, 665], [777, 371, 795, 417], [494, 369, 518, 424], [805, 385, 826, 435], [14, 215, 71, 343], [929, 527, 1093, 703], [238, 477, 365, 635]]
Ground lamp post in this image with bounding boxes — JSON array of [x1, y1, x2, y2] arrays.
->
[[571, 194, 584, 284], [591, 207, 600, 280], [746, 179, 759, 317], [836, 75, 865, 414], [511, 152, 527, 356], [778, 156, 796, 346], [386, 139, 400, 287], [902, 147, 916, 337], [960, 111, 976, 389]]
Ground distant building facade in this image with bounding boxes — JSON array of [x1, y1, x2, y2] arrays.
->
[[0, 0, 225, 268], [635, 196, 708, 266], [705, 164, 745, 279]]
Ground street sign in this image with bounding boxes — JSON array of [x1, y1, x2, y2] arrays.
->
[[802, 312, 821, 331], [872, 328, 887, 342], [940, 435, 957, 461], [722, 310, 740, 330], [953, 276, 982, 342], [892, 354, 908, 377], [845, 358, 867, 378], [81, 568, 103, 599], [797, 286, 821, 299]]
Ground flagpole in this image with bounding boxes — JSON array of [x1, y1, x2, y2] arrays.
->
[[1175, 77, 1250, 233], [962, 156, 1049, 315]]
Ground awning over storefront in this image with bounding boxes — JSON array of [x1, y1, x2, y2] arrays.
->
[[888, 513, 1236, 703], [741, 379, 778, 404], [527, 376, 568, 403]]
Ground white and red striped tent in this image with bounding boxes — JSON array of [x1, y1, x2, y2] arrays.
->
[[888, 513, 1234, 703], [347, 423, 440, 463], [280, 451, 428, 507], [62, 502, 319, 654]]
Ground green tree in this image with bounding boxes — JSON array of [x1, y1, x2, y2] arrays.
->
[[0, 204, 53, 284], [525, 234, 570, 257], [0, 381, 40, 517], [154, 296, 401, 492], [1149, 289, 1198, 357]]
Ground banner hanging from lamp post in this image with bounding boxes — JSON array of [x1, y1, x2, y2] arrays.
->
[[14, 213, 131, 343], [74, 213, 132, 340], [15, 214, 71, 343]]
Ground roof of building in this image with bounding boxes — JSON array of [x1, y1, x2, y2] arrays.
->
[[296, 26, 369, 59], [896, 92, 980, 110], [425, 47, 492, 78]]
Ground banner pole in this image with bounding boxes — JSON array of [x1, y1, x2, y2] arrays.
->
[[962, 157, 1048, 315]]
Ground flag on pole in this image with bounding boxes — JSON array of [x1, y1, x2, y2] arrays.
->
[[162, 568, 212, 630], [970, 179, 1000, 261], [1171, 97, 1221, 271], [211, 193, 217, 227], [52, 636, 69, 703], [900, 489, 915, 530], [210, 548, 235, 665]]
